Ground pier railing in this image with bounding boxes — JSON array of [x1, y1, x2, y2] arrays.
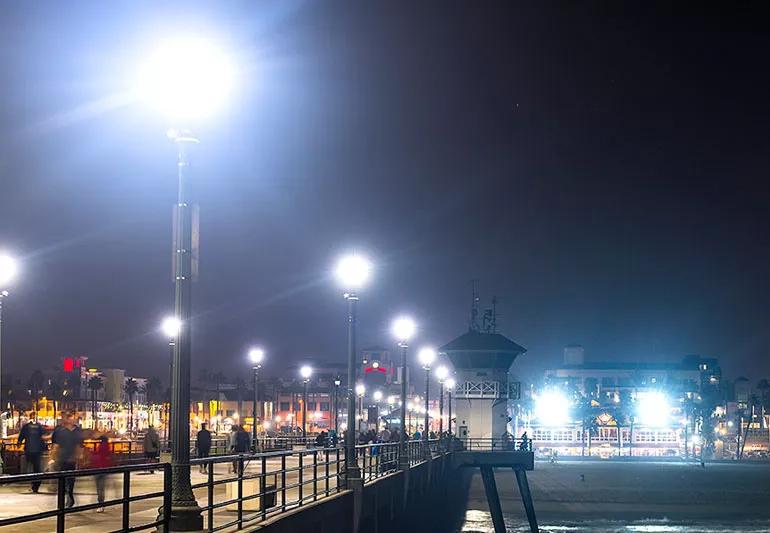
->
[[462, 437, 533, 452]]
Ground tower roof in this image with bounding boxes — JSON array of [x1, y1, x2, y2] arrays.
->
[[439, 330, 526, 370]]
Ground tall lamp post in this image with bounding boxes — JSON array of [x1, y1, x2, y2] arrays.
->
[[445, 378, 456, 437], [333, 377, 341, 437], [138, 36, 235, 531], [0, 253, 18, 428], [334, 253, 371, 485], [435, 365, 448, 436], [392, 316, 416, 467], [418, 347, 436, 456], [355, 383, 366, 432], [248, 348, 264, 451], [300, 365, 312, 437], [161, 316, 181, 447]]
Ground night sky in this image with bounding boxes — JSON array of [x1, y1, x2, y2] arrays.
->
[[0, 2, 768, 385]]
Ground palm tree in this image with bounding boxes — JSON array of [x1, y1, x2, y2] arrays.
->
[[142, 377, 163, 426], [28, 370, 45, 421], [124, 378, 139, 432], [87, 375, 104, 428], [46, 377, 64, 424]]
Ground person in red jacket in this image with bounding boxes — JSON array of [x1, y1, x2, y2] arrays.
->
[[90, 436, 113, 512]]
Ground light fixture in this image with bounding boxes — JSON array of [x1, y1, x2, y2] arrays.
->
[[160, 316, 181, 339], [445, 378, 456, 390], [535, 389, 571, 426], [418, 347, 437, 369], [355, 383, 366, 396], [391, 316, 416, 343], [373, 390, 383, 402], [335, 253, 372, 291], [0, 253, 18, 287], [435, 365, 449, 382], [300, 365, 313, 380], [248, 348, 265, 366]]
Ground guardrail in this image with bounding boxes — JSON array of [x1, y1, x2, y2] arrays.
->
[[0, 462, 170, 532], [462, 437, 533, 451]]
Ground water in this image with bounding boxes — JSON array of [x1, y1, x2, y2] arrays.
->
[[460, 510, 770, 533]]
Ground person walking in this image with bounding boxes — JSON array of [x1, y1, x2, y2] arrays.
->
[[52, 412, 83, 508], [90, 436, 113, 512], [196, 423, 212, 474], [143, 426, 160, 474], [18, 418, 46, 493], [232, 425, 251, 475]]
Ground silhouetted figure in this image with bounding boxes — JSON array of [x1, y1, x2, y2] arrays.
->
[[18, 419, 46, 493], [52, 413, 83, 508], [196, 424, 212, 473]]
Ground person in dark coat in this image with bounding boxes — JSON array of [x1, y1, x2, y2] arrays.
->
[[18, 419, 46, 492], [52, 413, 83, 508], [143, 426, 161, 474], [196, 423, 212, 474]]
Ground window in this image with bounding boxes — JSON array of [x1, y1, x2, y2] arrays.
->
[[280, 402, 290, 412], [320, 402, 330, 411], [307, 402, 317, 411]]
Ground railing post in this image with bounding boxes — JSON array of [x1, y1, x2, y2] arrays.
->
[[324, 449, 330, 496], [207, 464, 214, 532], [122, 470, 131, 531], [56, 476, 66, 533], [261, 455, 267, 521], [313, 450, 318, 501], [298, 452, 304, 505], [237, 457, 244, 529], [163, 463, 172, 533], [281, 454, 287, 512]]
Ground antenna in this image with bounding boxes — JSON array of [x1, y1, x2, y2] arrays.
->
[[469, 279, 480, 332], [482, 295, 499, 334]]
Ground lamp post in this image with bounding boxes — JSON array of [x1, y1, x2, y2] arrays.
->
[[373, 390, 383, 430], [0, 253, 18, 426], [160, 316, 181, 447], [418, 347, 436, 456], [435, 365, 448, 436], [445, 378, 456, 437], [300, 366, 312, 437], [249, 348, 264, 451], [138, 35, 235, 531], [334, 253, 371, 484], [392, 316, 416, 467], [355, 383, 366, 432], [333, 377, 341, 436]]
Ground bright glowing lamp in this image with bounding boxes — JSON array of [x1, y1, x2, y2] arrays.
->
[[445, 378, 456, 390], [637, 391, 671, 427], [391, 316, 416, 343], [373, 390, 383, 402], [300, 365, 312, 380], [161, 316, 181, 339], [535, 389, 571, 426], [136, 36, 235, 121], [355, 383, 366, 396], [0, 254, 18, 287], [335, 254, 372, 290], [248, 348, 265, 366], [435, 365, 449, 382], [418, 347, 437, 369]]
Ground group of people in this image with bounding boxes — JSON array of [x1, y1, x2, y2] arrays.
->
[[16, 413, 162, 511]]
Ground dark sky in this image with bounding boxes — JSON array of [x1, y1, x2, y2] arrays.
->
[[0, 2, 768, 385]]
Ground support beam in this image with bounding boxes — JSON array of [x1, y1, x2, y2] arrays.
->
[[514, 469, 539, 533], [479, 466, 505, 533]]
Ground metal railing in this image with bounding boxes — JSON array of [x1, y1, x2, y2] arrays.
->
[[190, 447, 344, 532], [0, 462, 170, 532], [461, 437, 533, 451], [1, 440, 151, 475], [357, 442, 400, 480]]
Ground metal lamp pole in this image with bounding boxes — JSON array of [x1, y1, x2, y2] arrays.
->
[[438, 380, 444, 436], [252, 363, 260, 450], [0, 290, 7, 428], [344, 294, 361, 481], [423, 366, 430, 448], [399, 343, 409, 466], [333, 378, 340, 436], [166, 338, 174, 446], [302, 378, 309, 437], [167, 132, 203, 530]]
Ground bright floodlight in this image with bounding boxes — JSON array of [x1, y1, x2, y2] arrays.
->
[[535, 389, 571, 426], [435, 365, 449, 382], [249, 348, 265, 365], [136, 36, 235, 121], [160, 316, 181, 338], [637, 391, 671, 427], [0, 253, 18, 287], [391, 316, 416, 343], [355, 383, 366, 396], [445, 378, 456, 390], [418, 347, 437, 368], [300, 365, 313, 380], [335, 254, 372, 290], [373, 390, 383, 402]]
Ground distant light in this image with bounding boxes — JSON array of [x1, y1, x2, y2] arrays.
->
[[355, 383, 366, 396], [372, 361, 380, 369], [535, 389, 571, 426], [391, 316, 416, 343], [0, 253, 18, 287], [435, 365, 449, 382], [387, 395, 397, 405], [373, 390, 383, 402], [418, 347, 437, 368], [334, 378, 341, 386], [335, 254, 372, 291], [248, 348, 265, 365], [136, 36, 235, 121], [637, 391, 671, 427], [263, 421, 271, 430], [274, 415, 281, 423], [300, 365, 313, 380], [340, 422, 348, 431], [445, 378, 456, 390], [161, 316, 181, 339]]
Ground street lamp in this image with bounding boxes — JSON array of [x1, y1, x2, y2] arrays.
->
[[355, 383, 366, 431], [0, 252, 18, 425], [138, 35, 235, 531], [334, 253, 372, 484], [418, 347, 436, 454], [300, 365, 312, 438], [160, 316, 181, 447], [445, 377, 456, 437], [392, 316, 416, 466], [249, 348, 265, 450], [435, 365, 449, 436], [373, 390, 383, 429], [333, 377, 341, 436]]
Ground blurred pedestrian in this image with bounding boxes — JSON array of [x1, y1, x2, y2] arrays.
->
[[143, 426, 160, 474], [196, 423, 212, 474], [18, 418, 46, 493], [90, 436, 113, 513], [52, 412, 83, 508], [232, 425, 251, 475]]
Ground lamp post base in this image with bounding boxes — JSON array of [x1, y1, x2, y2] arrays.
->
[[157, 502, 203, 532]]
